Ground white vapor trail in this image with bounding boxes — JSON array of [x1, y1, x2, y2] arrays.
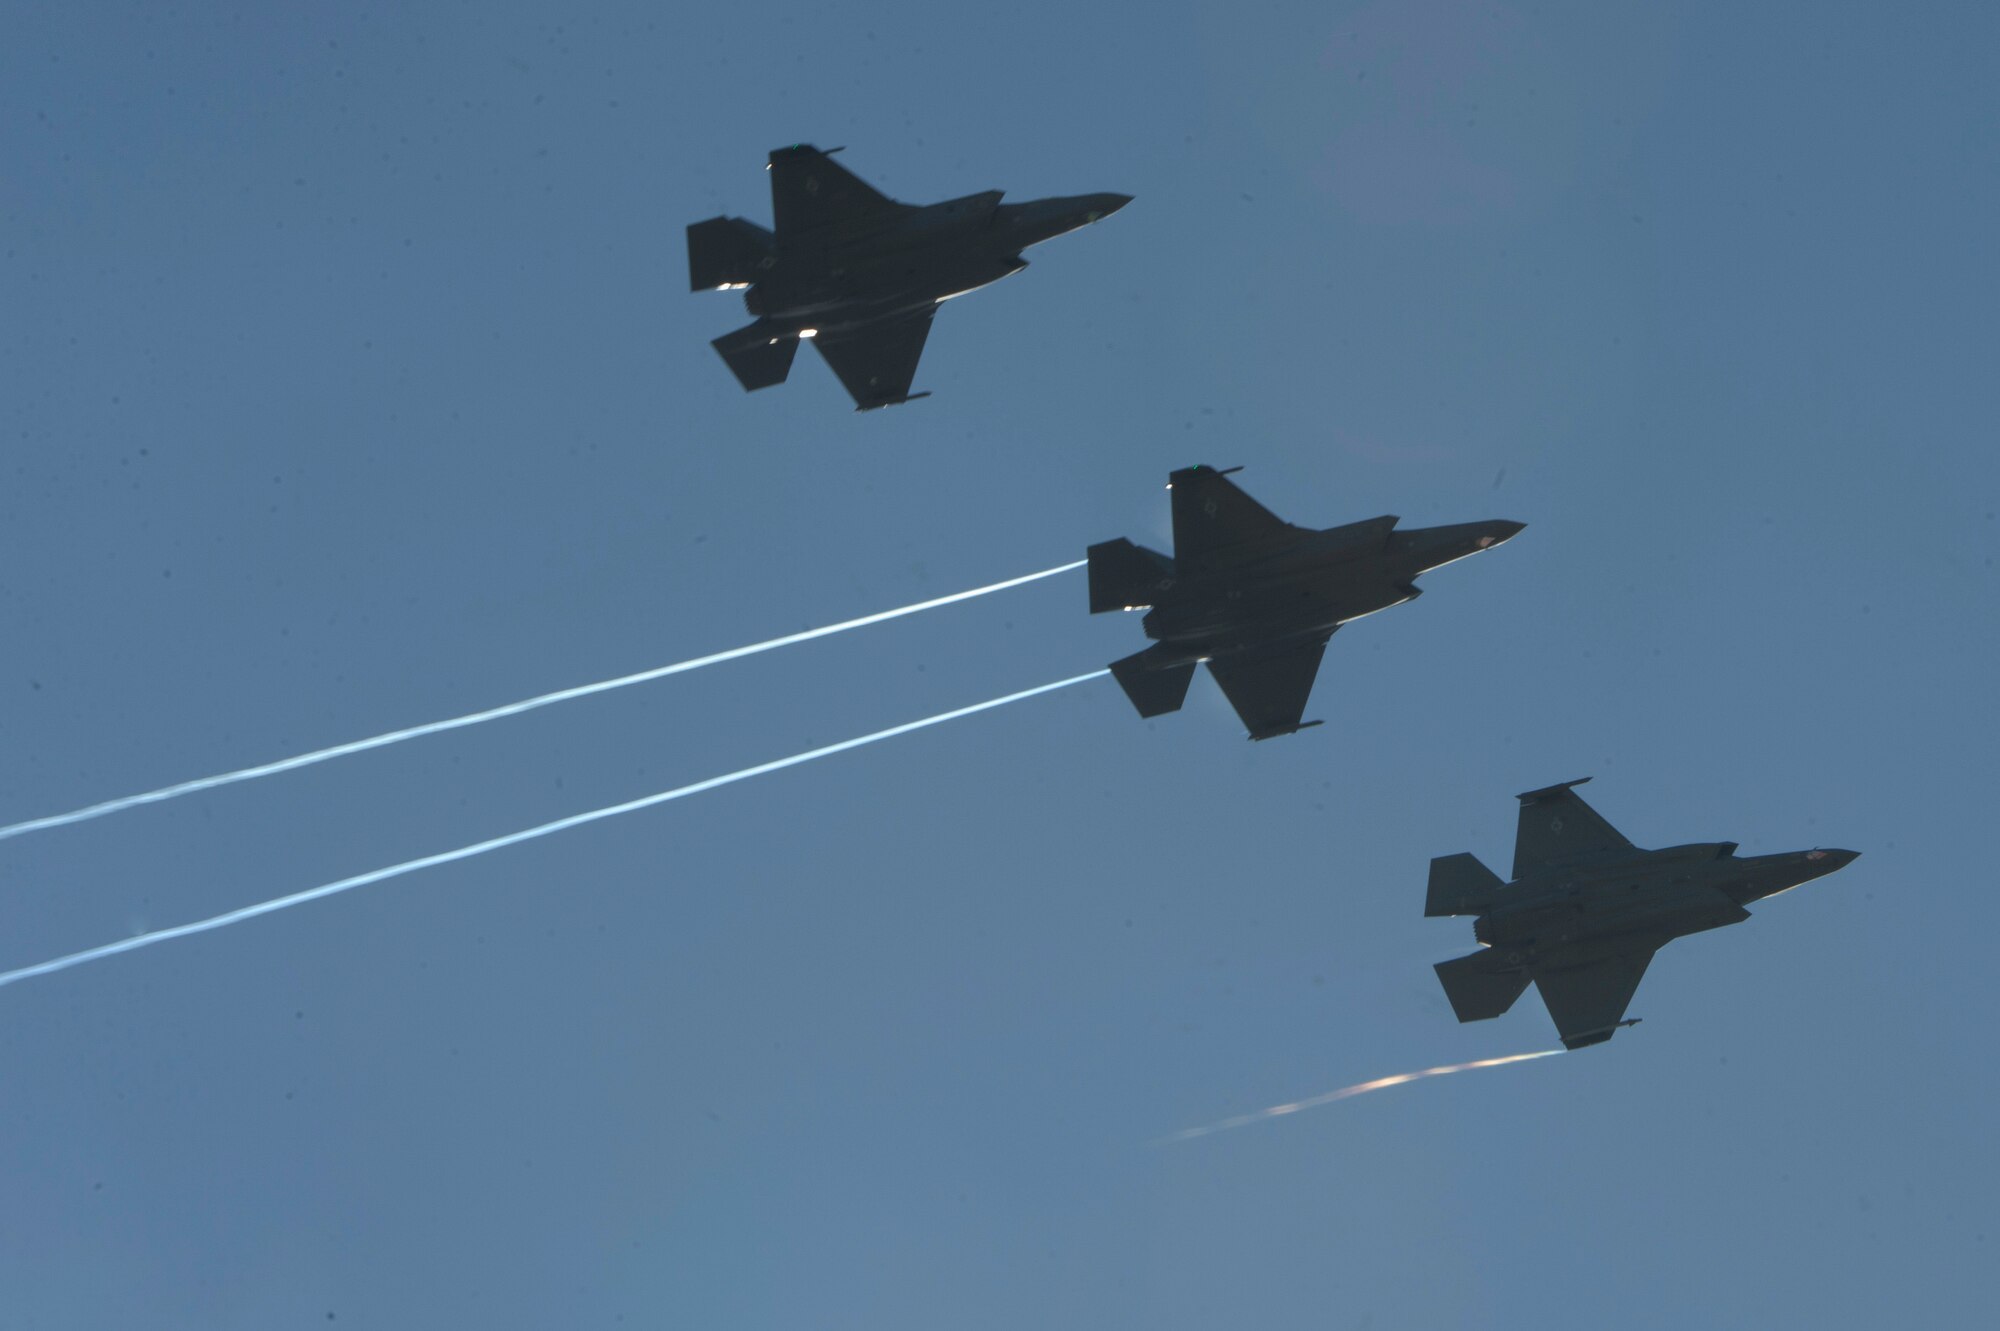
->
[[0, 669, 1108, 992], [0, 560, 1086, 844], [1155, 1049, 1565, 1144]]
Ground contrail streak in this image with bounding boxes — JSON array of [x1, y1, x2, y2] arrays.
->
[[0, 669, 1108, 992], [1155, 1049, 1564, 1144], [0, 561, 1086, 844]]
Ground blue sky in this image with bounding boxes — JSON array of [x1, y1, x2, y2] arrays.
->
[[3, 3, 1994, 1326]]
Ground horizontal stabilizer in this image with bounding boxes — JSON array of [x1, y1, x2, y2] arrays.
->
[[1435, 950, 1531, 1023], [1426, 852, 1505, 917], [1109, 650, 1196, 719], [711, 322, 798, 392], [687, 216, 774, 292], [1087, 538, 1176, 613]]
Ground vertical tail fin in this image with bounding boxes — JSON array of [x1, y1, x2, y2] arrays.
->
[[1425, 852, 1504, 917]]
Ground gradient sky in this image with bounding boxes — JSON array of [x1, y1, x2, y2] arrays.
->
[[3, 3, 1995, 1327]]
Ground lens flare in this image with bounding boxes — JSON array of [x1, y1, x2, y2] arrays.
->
[[1155, 1049, 1564, 1144], [0, 560, 1086, 845], [0, 670, 1108, 992]]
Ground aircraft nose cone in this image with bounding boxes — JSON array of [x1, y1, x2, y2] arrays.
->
[[1810, 848, 1861, 870], [1084, 193, 1132, 222], [1475, 521, 1526, 549]]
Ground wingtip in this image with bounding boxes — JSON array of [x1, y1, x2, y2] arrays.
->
[[1517, 776, 1593, 804], [1247, 719, 1323, 741], [1166, 463, 1243, 489], [852, 391, 932, 413]]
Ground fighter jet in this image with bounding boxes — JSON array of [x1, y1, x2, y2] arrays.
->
[[1087, 465, 1524, 739], [1428, 778, 1859, 1049], [687, 145, 1130, 410]]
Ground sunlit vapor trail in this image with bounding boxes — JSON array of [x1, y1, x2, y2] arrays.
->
[[0, 561, 1086, 844], [1155, 1049, 1564, 1144], [0, 670, 1108, 991]]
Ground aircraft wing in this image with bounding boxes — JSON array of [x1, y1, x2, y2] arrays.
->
[[1533, 948, 1656, 1050], [1170, 466, 1296, 564], [812, 309, 936, 410], [1513, 777, 1633, 879], [768, 146, 908, 234], [1206, 635, 1330, 740]]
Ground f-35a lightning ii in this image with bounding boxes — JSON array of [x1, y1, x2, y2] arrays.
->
[[1428, 779, 1859, 1049], [1087, 466, 1523, 739], [688, 145, 1130, 410]]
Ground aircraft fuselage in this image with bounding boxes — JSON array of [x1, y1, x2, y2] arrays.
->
[[1471, 846, 1858, 970], [1139, 518, 1525, 663], [745, 192, 1129, 335]]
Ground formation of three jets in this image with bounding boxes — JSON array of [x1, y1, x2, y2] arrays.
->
[[686, 147, 1857, 1051]]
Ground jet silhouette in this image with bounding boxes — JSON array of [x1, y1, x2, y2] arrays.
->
[[1088, 465, 1523, 739], [688, 145, 1129, 410], [1429, 779, 1859, 1049]]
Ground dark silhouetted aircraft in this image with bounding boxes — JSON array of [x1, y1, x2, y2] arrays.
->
[[1428, 778, 1860, 1049], [1087, 466, 1523, 739], [687, 145, 1130, 410]]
